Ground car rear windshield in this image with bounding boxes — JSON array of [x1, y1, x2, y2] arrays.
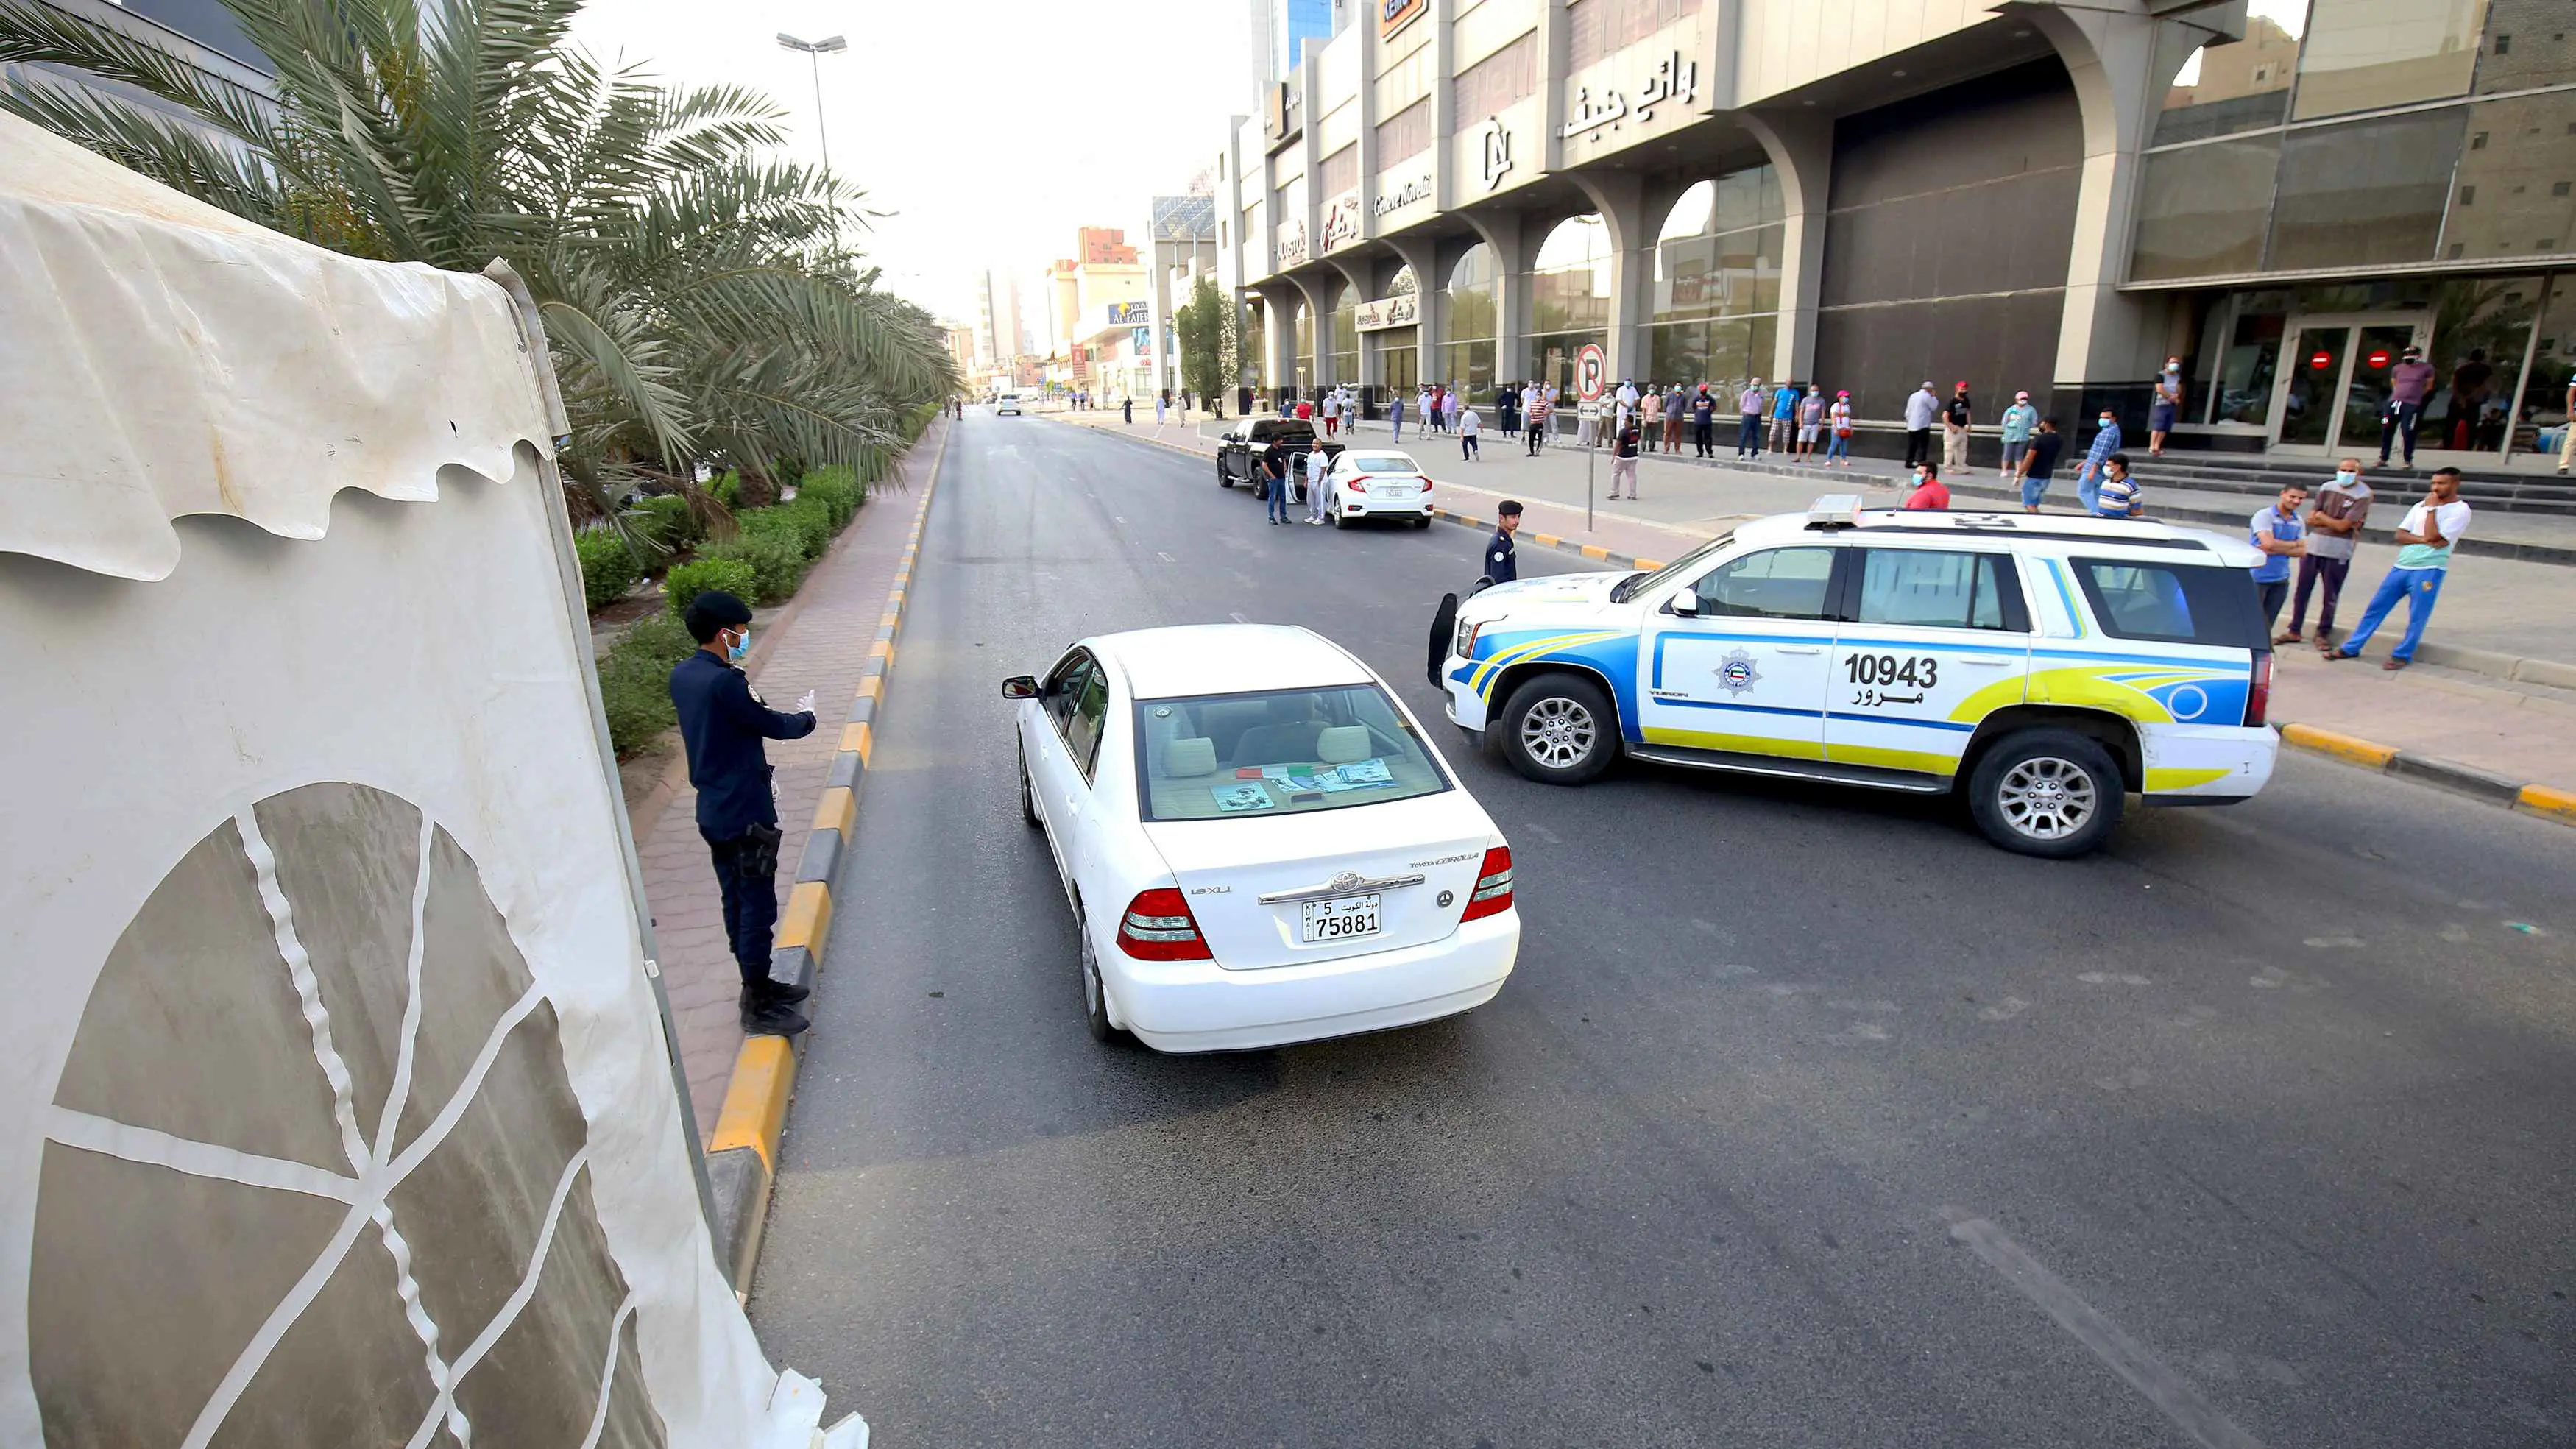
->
[[2070, 558, 2265, 649], [1256, 422, 1315, 442], [1344, 453, 1417, 473], [1134, 684, 1451, 821]]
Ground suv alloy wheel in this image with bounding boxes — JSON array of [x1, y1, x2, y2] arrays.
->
[[1967, 729, 2124, 858], [1495, 673, 1618, 785]]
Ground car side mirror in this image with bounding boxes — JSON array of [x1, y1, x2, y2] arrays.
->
[[1001, 675, 1039, 700], [1666, 593, 1701, 618]]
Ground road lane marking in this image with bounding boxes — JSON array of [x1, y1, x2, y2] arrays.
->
[[1228, 612, 1249, 623], [1945, 1211, 2268, 1449], [1156, 550, 1176, 563]]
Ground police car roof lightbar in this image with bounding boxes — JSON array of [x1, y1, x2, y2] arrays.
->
[[1805, 495, 1865, 529]]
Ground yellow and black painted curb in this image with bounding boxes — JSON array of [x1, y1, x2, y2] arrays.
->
[[701, 430, 946, 1299], [2276, 723, 2575, 827]]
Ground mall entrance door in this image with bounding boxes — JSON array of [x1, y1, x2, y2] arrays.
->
[[2268, 313, 2430, 454]]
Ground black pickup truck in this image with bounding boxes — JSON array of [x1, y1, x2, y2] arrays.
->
[[1214, 417, 1343, 503]]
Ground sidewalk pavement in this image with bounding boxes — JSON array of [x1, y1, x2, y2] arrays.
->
[[1060, 408, 2576, 798], [634, 417, 945, 1137]]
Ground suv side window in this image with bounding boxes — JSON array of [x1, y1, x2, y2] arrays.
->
[[1855, 550, 2029, 631], [1064, 663, 1112, 776], [1691, 546, 1839, 620]]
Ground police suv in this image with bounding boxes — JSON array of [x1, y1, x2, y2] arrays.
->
[[1432, 497, 2280, 857]]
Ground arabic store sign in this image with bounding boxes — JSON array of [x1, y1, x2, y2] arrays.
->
[[1353, 294, 1418, 333], [1373, 173, 1432, 217], [1562, 50, 1699, 143], [1276, 219, 1309, 268], [1321, 188, 1365, 252]]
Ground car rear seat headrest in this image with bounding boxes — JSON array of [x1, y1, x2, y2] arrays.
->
[[1161, 737, 1219, 777], [1316, 726, 1370, 765]]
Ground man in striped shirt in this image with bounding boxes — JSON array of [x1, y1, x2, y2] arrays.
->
[[2092, 453, 2142, 518]]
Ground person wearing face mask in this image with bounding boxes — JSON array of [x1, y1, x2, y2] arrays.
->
[[673, 590, 820, 1036], [1903, 461, 1950, 510], [2076, 409, 2123, 515], [2149, 357, 2183, 457], [2285, 458, 2373, 647]]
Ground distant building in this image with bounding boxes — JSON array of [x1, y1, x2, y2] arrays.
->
[[1147, 196, 1220, 400], [975, 271, 1026, 373], [1050, 227, 1152, 400], [3, 0, 274, 142]]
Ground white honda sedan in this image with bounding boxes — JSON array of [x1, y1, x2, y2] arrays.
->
[[1003, 624, 1519, 1052], [1327, 449, 1436, 528]]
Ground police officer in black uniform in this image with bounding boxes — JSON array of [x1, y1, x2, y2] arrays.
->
[[1484, 500, 1522, 587], [670, 591, 818, 1035]]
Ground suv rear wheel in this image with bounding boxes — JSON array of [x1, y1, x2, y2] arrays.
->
[[1494, 673, 1618, 785], [1967, 729, 2123, 858], [1217, 458, 1234, 488]]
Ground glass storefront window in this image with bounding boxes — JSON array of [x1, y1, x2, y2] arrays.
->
[[2441, 91, 2576, 261], [2474, 0, 2576, 93], [1327, 286, 1357, 386], [2209, 299, 2287, 425], [1242, 306, 1267, 389], [2293, 0, 2486, 121], [1529, 213, 1613, 334], [1378, 337, 1419, 394], [2156, 0, 2305, 144], [1440, 341, 1497, 395], [1527, 329, 1607, 392], [1655, 168, 1785, 321], [1294, 307, 1314, 389], [1643, 315, 1776, 389], [2506, 275, 2572, 457], [2267, 107, 2464, 270], [2132, 135, 2280, 280], [2427, 274, 2541, 451]]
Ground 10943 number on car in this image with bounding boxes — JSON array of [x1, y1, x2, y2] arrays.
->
[[1844, 653, 1939, 689]]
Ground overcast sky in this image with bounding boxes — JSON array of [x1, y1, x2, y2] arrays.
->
[[570, 1, 1253, 324]]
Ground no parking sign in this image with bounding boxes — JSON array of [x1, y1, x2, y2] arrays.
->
[[1576, 342, 1607, 403]]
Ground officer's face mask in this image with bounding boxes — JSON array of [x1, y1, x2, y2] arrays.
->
[[725, 626, 751, 663], [2335, 469, 2357, 486]]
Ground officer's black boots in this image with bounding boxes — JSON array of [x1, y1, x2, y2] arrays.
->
[[740, 979, 810, 1035]]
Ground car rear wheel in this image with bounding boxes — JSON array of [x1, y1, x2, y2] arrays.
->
[[1967, 729, 2124, 858], [1217, 459, 1233, 488], [1019, 754, 1040, 826], [1413, 516, 1432, 529], [1495, 673, 1618, 785], [1078, 923, 1126, 1044]]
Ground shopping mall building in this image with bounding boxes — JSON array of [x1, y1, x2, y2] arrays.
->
[[1210, 0, 2576, 466]]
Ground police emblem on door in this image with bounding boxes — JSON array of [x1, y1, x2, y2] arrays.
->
[[1716, 648, 1762, 696]]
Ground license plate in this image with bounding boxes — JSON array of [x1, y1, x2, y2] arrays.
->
[[1300, 893, 1383, 944]]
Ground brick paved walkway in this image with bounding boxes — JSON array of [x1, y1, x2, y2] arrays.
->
[[638, 418, 949, 1136]]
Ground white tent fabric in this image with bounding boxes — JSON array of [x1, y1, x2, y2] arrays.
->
[[0, 114, 550, 581], [0, 113, 842, 1446]]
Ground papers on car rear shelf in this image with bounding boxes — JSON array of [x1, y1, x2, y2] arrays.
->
[[1213, 782, 1277, 812], [1259, 757, 1396, 793]]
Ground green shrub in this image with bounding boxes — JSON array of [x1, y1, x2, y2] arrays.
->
[[710, 470, 743, 509], [701, 528, 807, 603], [573, 526, 639, 611], [799, 467, 863, 530], [596, 612, 698, 757], [631, 492, 700, 550], [740, 501, 829, 560], [661, 556, 758, 616]]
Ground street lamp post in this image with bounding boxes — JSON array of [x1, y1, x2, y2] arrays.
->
[[775, 32, 847, 173]]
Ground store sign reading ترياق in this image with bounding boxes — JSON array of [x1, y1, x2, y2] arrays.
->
[[1373, 174, 1432, 217], [1321, 188, 1365, 251], [1352, 294, 1419, 333]]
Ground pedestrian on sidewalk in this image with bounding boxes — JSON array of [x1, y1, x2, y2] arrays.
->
[[1904, 380, 1940, 468], [2076, 409, 2123, 514], [1737, 377, 1769, 458], [2561, 369, 2575, 473], [1827, 391, 1855, 466], [2092, 453, 2142, 518], [1942, 381, 1974, 472], [1305, 440, 1331, 523], [2149, 358, 2182, 456], [1498, 383, 1521, 439], [1263, 446, 1291, 525], [1526, 388, 1553, 454], [1692, 385, 1719, 458], [1769, 380, 1802, 457], [1998, 392, 2037, 478], [1640, 384, 1663, 452], [1482, 500, 1522, 586], [1321, 389, 1339, 438], [2330, 469, 2471, 670], [1156, 390, 1168, 426], [1459, 403, 1482, 462], [1797, 387, 1827, 463], [1664, 383, 1687, 453], [2248, 483, 2309, 633], [1905, 461, 1950, 510], [2017, 417, 2064, 511], [2286, 458, 2372, 645], [1419, 386, 1436, 436], [1444, 386, 1462, 436], [1610, 416, 1641, 498], [1390, 392, 1406, 442], [1122, 396, 1134, 425], [2381, 344, 2435, 468], [671, 591, 818, 1037], [1616, 377, 1640, 431]]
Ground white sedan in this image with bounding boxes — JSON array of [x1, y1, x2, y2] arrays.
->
[[1003, 624, 1518, 1052], [1326, 449, 1436, 528]]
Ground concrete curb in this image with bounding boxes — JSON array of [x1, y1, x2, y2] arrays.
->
[[2276, 722, 2574, 826], [701, 423, 949, 1300]]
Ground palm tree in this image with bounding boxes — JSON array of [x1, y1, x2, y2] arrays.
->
[[0, 0, 955, 531]]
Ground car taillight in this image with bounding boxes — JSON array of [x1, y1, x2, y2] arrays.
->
[[1459, 846, 1515, 921], [1117, 888, 1212, 961], [1348, 476, 1367, 493], [1418, 476, 1432, 492], [2246, 652, 2273, 728]]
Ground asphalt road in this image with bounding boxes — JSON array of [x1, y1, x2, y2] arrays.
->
[[749, 414, 2576, 1449]]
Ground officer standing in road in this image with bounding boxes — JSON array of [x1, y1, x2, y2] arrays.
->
[[671, 591, 818, 1036], [1483, 501, 1523, 587]]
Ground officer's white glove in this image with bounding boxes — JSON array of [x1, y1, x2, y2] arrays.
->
[[793, 690, 817, 717]]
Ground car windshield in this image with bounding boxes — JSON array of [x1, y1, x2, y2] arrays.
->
[[1344, 453, 1417, 473], [1133, 683, 1451, 821], [1615, 531, 1735, 602]]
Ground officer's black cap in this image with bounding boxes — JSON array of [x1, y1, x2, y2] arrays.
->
[[1498, 500, 1524, 517], [682, 590, 753, 642]]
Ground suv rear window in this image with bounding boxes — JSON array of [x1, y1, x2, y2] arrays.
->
[[2070, 559, 2263, 649], [1134, 684, 1451, 821], [1253, 421, 1315, 442]]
